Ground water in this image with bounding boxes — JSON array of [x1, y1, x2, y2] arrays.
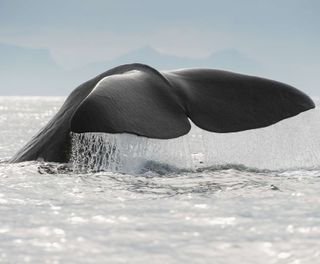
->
[[0, 97, 320, 263]]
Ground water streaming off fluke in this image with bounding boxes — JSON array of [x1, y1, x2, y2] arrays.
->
[[70, 101, 320, 173], [70, 132, 194, 173]]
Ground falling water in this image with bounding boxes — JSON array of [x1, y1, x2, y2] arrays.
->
[[1, 97, 320, 264], [70, 132, 194, 173], [71, 99, 320, 173]]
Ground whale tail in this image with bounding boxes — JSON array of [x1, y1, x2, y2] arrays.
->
[[164, 68, 315, 133], [11, 63, 315, 163], [71, 65, 315, 138]]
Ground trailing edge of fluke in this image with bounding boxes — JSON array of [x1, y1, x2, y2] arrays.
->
[[11, 63, 315, 163]]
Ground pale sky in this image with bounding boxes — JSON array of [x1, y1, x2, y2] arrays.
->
[[0, 0, 319, 95]]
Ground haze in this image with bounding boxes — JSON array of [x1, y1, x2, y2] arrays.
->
[[0, 0, 319, 95]]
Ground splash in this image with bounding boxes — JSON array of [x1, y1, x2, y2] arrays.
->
[[71, 99, 320, 173], [70, 132, 194, 173]]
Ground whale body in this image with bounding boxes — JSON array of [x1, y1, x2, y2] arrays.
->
[[11, 63, 315, 163]]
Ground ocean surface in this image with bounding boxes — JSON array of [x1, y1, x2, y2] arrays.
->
[[0, 96, 320, 264]]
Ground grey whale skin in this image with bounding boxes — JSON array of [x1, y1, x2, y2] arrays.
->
[[11, 63, 315, 163]]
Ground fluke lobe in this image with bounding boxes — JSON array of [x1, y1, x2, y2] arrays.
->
[[11, 63, 315, 163]]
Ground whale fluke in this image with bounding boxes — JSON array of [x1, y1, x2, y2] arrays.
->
[[164, 69, 315, 133], [71, 68, 190, 138], [11, 63, 315, 163]]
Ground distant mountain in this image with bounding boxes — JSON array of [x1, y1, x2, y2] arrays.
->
[[0, 43, 59, 70], [77, 46, 264, 81], [0, 43, 264, 95], [0, 43, 73, 95], [204, 49, 264, 74]]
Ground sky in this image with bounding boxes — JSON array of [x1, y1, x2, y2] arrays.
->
[[0, 0, 319, 95]]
